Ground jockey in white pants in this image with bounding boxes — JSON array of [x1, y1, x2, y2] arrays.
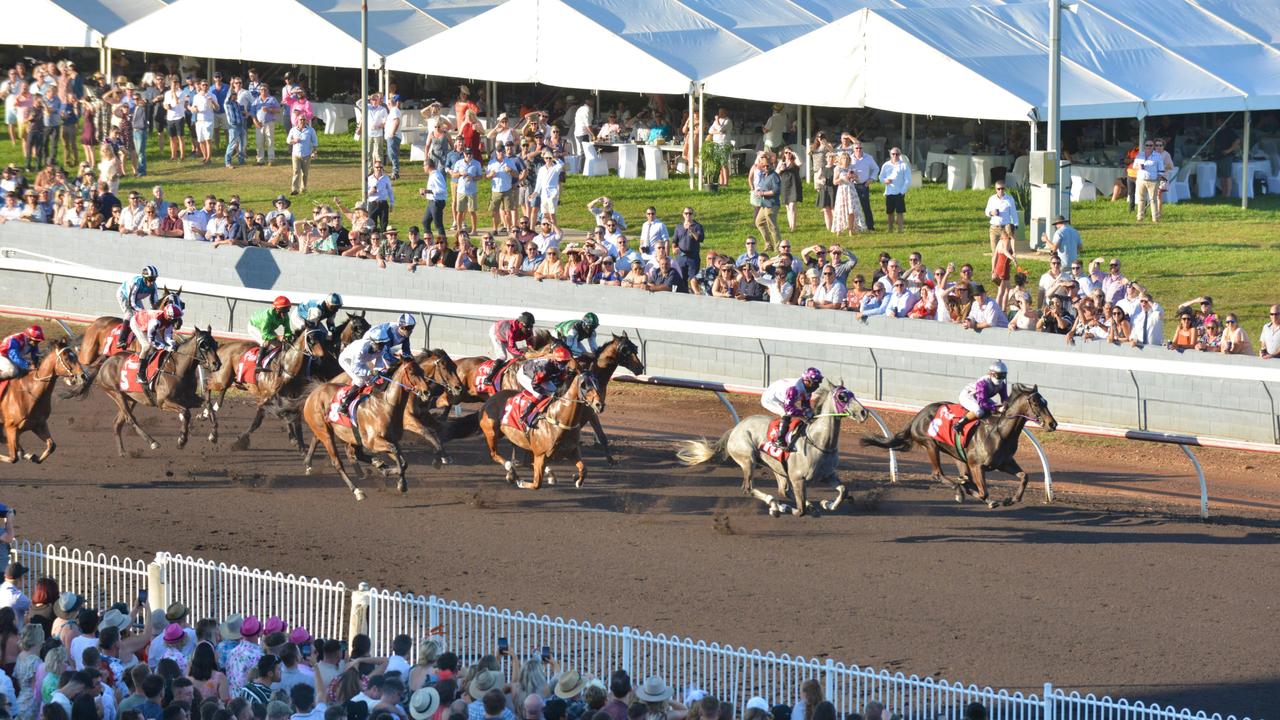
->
[[760, 367, 823, 451], [115, 265, 160, 350], [514, 345, 572, 426], [335, 327, 391, 437], [957, 360, 1009, 434], [136, 305, 182, 386]]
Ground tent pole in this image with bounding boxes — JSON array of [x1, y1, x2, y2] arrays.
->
[[803, 105, 811, 179], [697, 85, 705, 190], [910, 114, 916, 167], [687, 90, 694, 189], [1138, 116, 1145, 154], [901, 113, 907, 156], [1030, 121, 1037, 153], [361, 0, 369, 196], [1047, 0, 1062, 223], [1242, 110, 1250, 210], [207, 58, 213, 81]]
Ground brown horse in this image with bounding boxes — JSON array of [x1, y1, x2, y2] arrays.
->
[[330, 349, 465, 466], [860, 383, 1058, 507], [76, 287, 184, 368], [301, 359, 435, 500], [0, 340, 88, 463], [478, 370, 605, 489], [69, 327, 222, 455], [204, 328, 330, 450]]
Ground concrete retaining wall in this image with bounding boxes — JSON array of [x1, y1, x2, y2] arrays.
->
[[2, 224, 1278, 444]]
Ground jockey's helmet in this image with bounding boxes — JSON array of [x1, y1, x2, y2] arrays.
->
[[163, 305, 183, 322], [518, 311, 535, 330], [141, 265, 158, 281], [397, 313, 416, 331], [802, 367, 823, 387], [582, 312, 598, 330], [305, 306, 323, 323], [272, 296, 292, 310], [551, 346, 572, 363], [370, 326, 393, 345], [324, 293, 343, 309], [24, 325, 45, 343], [989, 360, 1008, 380]]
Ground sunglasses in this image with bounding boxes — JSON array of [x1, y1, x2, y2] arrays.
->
[[1226, 319, 1237, 324]]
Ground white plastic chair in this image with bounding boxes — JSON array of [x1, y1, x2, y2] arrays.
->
[[946, 156, 969, 191], [1070, 175, 1097, 202], [641, 145, 668, 181], [616, 144, 640, 179], [582, 143, 609, 177], [970, 157, 991, 190], [1006, 156, 1029, 190], [1170, 165, 1192, 203]]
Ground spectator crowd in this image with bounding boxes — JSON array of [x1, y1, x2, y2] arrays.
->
[[0, 565, 992, 720]]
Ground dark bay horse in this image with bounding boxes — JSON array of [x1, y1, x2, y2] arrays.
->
[[1, 340, 88, 463], [478, 371, 605, 489], [860, 383, 1057, 507], [301, 359, 435, 500], [205, 328, 329, 450], [77, 287, 185, 368], [314, 312, 371, 379], [70, 327, 222, 455]]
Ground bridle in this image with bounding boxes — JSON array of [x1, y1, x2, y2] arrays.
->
[[33, 346, 80, 383], [279, 328, 325, 382], [541, 372, 601, 429]]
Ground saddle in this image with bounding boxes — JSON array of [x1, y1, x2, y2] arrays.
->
[[502, 391, 551, 433], [758, 416, 805, 462], [327, 384, 376, 428], [235, 345, 280, 385], [475, 358, 505, 396], [118, 351, 168, 393], [105, 324, 131, 356], [926, 403, 979, 460]]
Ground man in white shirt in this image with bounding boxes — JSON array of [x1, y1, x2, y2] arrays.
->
[[1037, 257, 1063, 308], [533, 153, 564, 225], [1128, 294, 1164, 347], [384, 94, 403, 179], [983, 182, 1018, 256], [762, 104, 787, 151], [885, 278, 919, 318], [878, 147, 911, 232], [1260, 304, 1280, 359], [450, 147, 482, 233], [180, 196, 212, 241], [363, 93, 388, 165], [849, 142, 879, 231], [1132, 139, 1165, 222], [187, 80, 218, 164], [366, 161, 394, 231], [572, 97, 594, 145], [587, 196, 625, 229], [637, 206, 668, 252], [809, 265, 846, 309], [0, 562, 29, 625], [484, 145, 517, 236], [532, 221, 562, 255], [286, 115, 318, 195], [964, 284, 1008, 330], [418, 159, 448, 238], [120, 192, 147, 234]]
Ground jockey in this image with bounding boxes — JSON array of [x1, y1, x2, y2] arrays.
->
[[365, 314, 415, 365], [957, 360, 1009, 433], [515, 345, 572, 428], [248, 296, 295, 348], [115, 265, 160, 350], [554, 312, 600, 358], [0, 326, 45, 381], [760, 367, 823, 452], [484, 312, 535, 385], [290, 293, 344, 335], [138, 305, 182, 385], [335, 325, 392, 435]]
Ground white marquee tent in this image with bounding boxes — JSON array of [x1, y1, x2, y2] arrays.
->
[[0, 0, 165, 50]]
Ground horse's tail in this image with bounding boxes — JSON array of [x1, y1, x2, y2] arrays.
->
[[60, 361, 102, 400], [860, 427, 913, 452], [676, 428, 733, 467], [438, 411, 481, 441]]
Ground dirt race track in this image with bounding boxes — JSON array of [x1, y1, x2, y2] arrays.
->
[[3, 379, 1279, 718]]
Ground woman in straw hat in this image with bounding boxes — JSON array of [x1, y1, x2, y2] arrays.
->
[[634, 677, 686, 720]]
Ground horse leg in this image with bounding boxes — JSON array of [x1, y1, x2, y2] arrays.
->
[[998, 457, 1030, 506], [25, 422, 55, 463], [749, 488, 789, 518], [586, 409, 617, 466], [304, 437, 319, 475], [158, 400, 192, 449], [790, 470, 809, 517], [518, 452, 546, 490], [231, 402, 268, 451], [321, 430, 364, 501], [121, 397, 161, 450], [821, 473, 849, 512], [570, 446, 586, 488], [0, 425, 19, 463], [924, 443, 949, 484], [385, 443, 409, 493], [966, 464, 998, 509]]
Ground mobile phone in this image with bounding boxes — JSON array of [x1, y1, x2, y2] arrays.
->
[[137, 589, 148, 605], [497, 637, 509, 655], [541, 646, 551, 661]]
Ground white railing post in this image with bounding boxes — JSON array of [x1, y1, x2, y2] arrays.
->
[[823, 658, 836, 702], [621, 625, 633, 675], [147, 553, 168, 614], [1043, 682, 1054, 720], [428, 595, 440, 641], [349, 583, 371, 648]]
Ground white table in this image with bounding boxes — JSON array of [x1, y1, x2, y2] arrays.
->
[[314, 102, 356, 135], [1230, 158, 1271, 198], [1194, 161, 1216, 199], [924, 152, 1013, 189], [1071, 165, 1124, 193], [614, 143, 639, 179], [640, 144, 673, 180], [405, 129, 429, 162]]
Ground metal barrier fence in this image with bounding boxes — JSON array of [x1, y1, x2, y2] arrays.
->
[[3, 543, 1257, 720]]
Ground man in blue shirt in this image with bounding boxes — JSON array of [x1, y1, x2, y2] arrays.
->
[[223, 77, 248, 168], [208, 71, 230, 149], [753, 155, 782, 252], [286, 115, 318, 195], [418, 158, 448, 239], [250, 84, 281, 166], [450, 147, 482, 233], [485, 145, 519, 235]]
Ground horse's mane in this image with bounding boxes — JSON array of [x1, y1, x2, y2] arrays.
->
[[1010, 382, 1038, 397]]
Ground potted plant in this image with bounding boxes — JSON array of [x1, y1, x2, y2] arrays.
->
[[700, 141, 730, 192]]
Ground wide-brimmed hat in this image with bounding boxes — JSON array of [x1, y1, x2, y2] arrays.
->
[[165, 602, 189, 622], [274, 195, 291, 207], [409, 688, 441, 720], [100, 608, 131, 633], [468, 669, 504, 699], [634, 676, 673, 703], [54, 592, 84, 620], [150, 609, 168, 633], [5, 562, 27, 579], [219, 613, 244, 640], [554, 669, 589, 699], [1052, 215, 1068, 226], [163, 623, 184, 643], [264, 616, 286, 635], [288, 627, 313, 645], [240, 615, 263, 639]]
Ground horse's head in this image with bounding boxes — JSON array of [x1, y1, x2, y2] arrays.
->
[[344, 312, 371, 343], [1011, 383, 1057, 431], [300, 327, 328, 359], [394, 357, 434, 402], [421, 349, 464, 399], [191, 326, 222, 372], [160, 286, 186, 312], [48, 339, 89, 386], [575, 371, 605, 414], [826, 380, 867, 422], [610, 332, 645, 375]]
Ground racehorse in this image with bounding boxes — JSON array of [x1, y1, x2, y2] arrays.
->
[[76, 287, 185, 368], [676, 382, 868, 517], [300, 359, 435, 500], [448, 337, 579, 406], [0, 339, 88, 463], [314, 312, 371, 379], [860, 383, 1057, 508], [69, 327, 222, 455], [204, 328, 329, 450], [477, 370, 605, 489], [571, 334, 645, 465]]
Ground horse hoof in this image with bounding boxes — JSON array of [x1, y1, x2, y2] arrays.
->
[[986, 500, 999, 509], [516, 480, 536, 490], [1002, 498, 1015, 507], [820, 499, 832, 511], [768, 502, 783, 518], [208, 433, 217, 444], [199, 408, 210, 420], [305, 466, 313, 476], [545, 470, 557, 486], [354, 489, 367, 501], [371, 459, 386, 469], [955, 491, 964, 503], [503, 460, 513, 471], [439, 454, 452, 466], [149, 442, 160, 450], [606, 455, 619, 467], [575, 475, 585, 489], [397, 481, 408, 494], [231, 436, 249, 451]]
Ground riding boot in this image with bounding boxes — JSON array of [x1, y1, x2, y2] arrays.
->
[[346, 388, 365, 449], [115, 324, 131, 350], [770, 415, 791, 452]]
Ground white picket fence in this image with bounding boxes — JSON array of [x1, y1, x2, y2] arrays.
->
[[7, 540, 1254, 720]]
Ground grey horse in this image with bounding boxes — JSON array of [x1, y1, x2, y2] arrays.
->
[[676, 382, 868, 516]]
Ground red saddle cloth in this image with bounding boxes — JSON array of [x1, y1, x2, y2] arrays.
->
[[104, 324, 130, 357], [327, 385, 374, 428], [758, 416, 804, 462], [474, 359, 501, 395], [118, 352, 166, 393], [236, 346, 262, 385], [502, 392, 549, 432], [926, 403, 978, 449]]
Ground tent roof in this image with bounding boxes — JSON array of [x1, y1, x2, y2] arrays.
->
[[297, 0, 446, 59], [106, 0, 382, 66], [1, 0, 165, 48]]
